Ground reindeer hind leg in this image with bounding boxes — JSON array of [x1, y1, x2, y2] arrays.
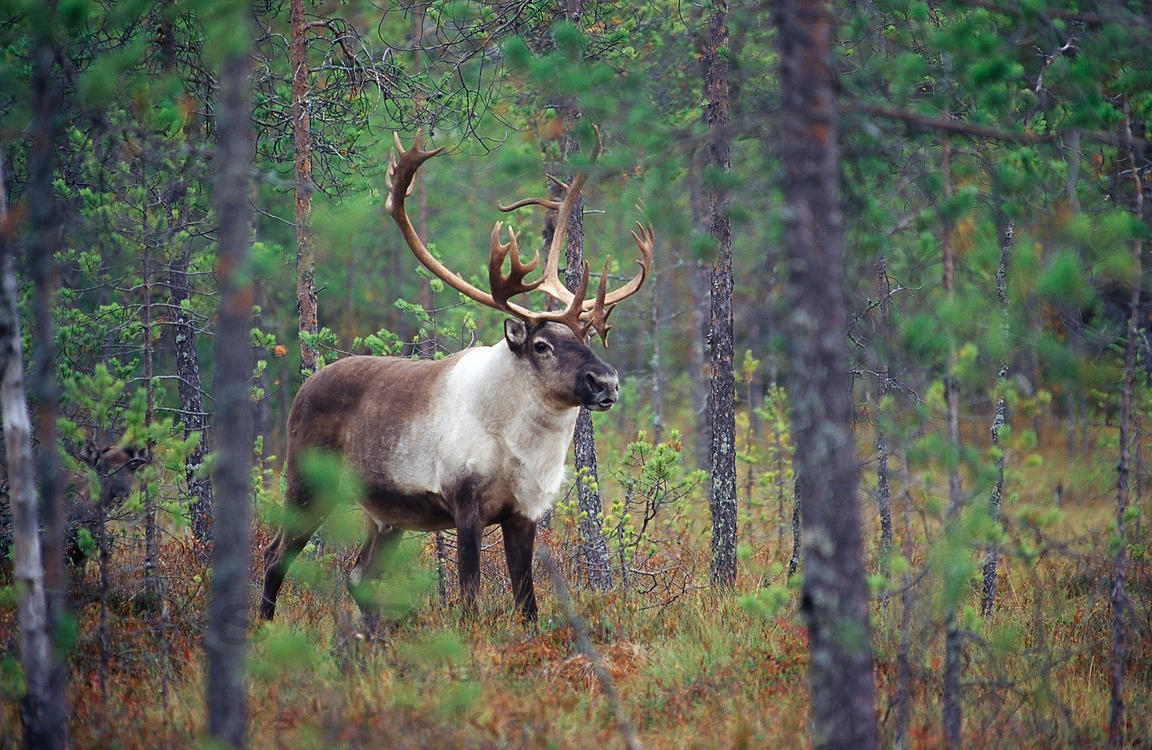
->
[[259, 476, 327, 621], [348, 521, 404, 633]]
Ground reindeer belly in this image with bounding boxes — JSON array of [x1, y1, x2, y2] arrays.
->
[[358, 482, 455, 532]]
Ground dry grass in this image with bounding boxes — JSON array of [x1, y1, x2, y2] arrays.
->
[[1, 414, 1149, 748]]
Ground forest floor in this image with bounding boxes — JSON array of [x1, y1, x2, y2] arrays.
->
[[1, 420, 1150, 748]]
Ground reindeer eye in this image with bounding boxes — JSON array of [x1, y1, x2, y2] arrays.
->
[[533, 340, 551, 355]]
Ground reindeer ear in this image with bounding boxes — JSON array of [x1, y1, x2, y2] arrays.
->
[[504, 318, 529, 353], [79, 439, 101, 468]]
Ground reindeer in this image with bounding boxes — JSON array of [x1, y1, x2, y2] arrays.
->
[[260, 132, 653, 622], [0, 440, 151, 577], [69, 440, 152, 567]]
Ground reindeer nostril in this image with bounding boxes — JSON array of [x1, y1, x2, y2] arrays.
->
[[582, 370, 619, 410]]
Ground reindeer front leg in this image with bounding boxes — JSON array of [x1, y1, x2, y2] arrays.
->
[[455, 505, 483, 618], [502, 514, 538, 621]]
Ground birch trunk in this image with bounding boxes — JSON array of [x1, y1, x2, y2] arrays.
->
[[25, 30, 70, 749], [0, 155, 64, 750]]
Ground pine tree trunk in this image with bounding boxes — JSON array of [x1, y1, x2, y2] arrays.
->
[[169, 244, 214, 549], [774, 1, 879, 746], [141, 242, 161, 605], [1108, 96, 1142, 749], [703, 0, 737, 589], [159, 12, 213, 550], [787, 472, 801, 579], [292, 0, 318, 380], [691, 260, 712, 471], [875, 256, 893, 599], [939, 140, 965, 750], [206, 32, 254, 750], [650, 265, 665, 445], [875, 257, 893, 577], [561, 174, 613, 592], [546, 28, 613, 589], [894, 458, 915, 747], [981, 218, 1014, 618], [26, 31, 70, 749]]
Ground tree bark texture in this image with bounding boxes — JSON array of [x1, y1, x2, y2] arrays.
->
[[787, 472, 801, 579], [774, 1, 879, 747], [561, 174, 613, 593], [1, 155, 64, 749], [141, 245, 161, 607], [939, 140, 965, 750], [981, 217, 1013, 618], [649, 263, 665, 445], [1109, 97, 1142, 749], [703, 0, 737, 589], [690, 260, 712, 471], [169, 244, 214, 548], [292, 0, 319, 381], [206, 39, 254, 750], [875, 257, 893, 569], [25, 30, 71, 750]]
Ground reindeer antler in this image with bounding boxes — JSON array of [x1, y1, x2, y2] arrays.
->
[[386, 130, 653, 345]]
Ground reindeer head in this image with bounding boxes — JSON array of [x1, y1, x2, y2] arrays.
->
[[79, 440, 152, 507]]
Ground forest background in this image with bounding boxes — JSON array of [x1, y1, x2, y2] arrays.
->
[[0, 0, 1151, 748]]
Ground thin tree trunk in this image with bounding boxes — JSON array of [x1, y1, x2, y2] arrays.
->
[[561, 159, 612, 592], [691, 260, 712, 471], [981, 217, 1014, 618], [1, 154, 64, 750], [940, 139, 965, 750], [140, 221, 171, 704], [548, 14, 612, 590], [787, 472, 801, 579], [703, 0, 737, 589], [773, 396, 787, 560], [650, 265, 665, 445], [27, 28, 70, 749], [775, 1, 879, 747], [141, 220, 160, 606], [159, 7, 213, 549], [292, 0, 319, 380], [169, 243, 213, 549], [205, 30, 254, 749], [875, 257, 893, 577], [894, 480, 916, 747], [1108, 96, 1142, 749]]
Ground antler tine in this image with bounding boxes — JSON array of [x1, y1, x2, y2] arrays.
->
[[385, 133, 445, 218], [384, 128, 653, 346], [578, 256, 616, 346], [488, 222, 543, 309], [498, 195, 561, 213], [545, 259, 592, 337], [385, 133, 532, 316], [591, 220, 655, 308]]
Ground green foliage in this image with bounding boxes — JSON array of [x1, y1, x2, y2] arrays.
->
[[737, 579, 792, 619], [0, 653, 24, 704], [4, 0, 1152, 744], [599, 430, 704, 583], [250, 624, 329, 682], [1037, 251, 1096, 307]]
